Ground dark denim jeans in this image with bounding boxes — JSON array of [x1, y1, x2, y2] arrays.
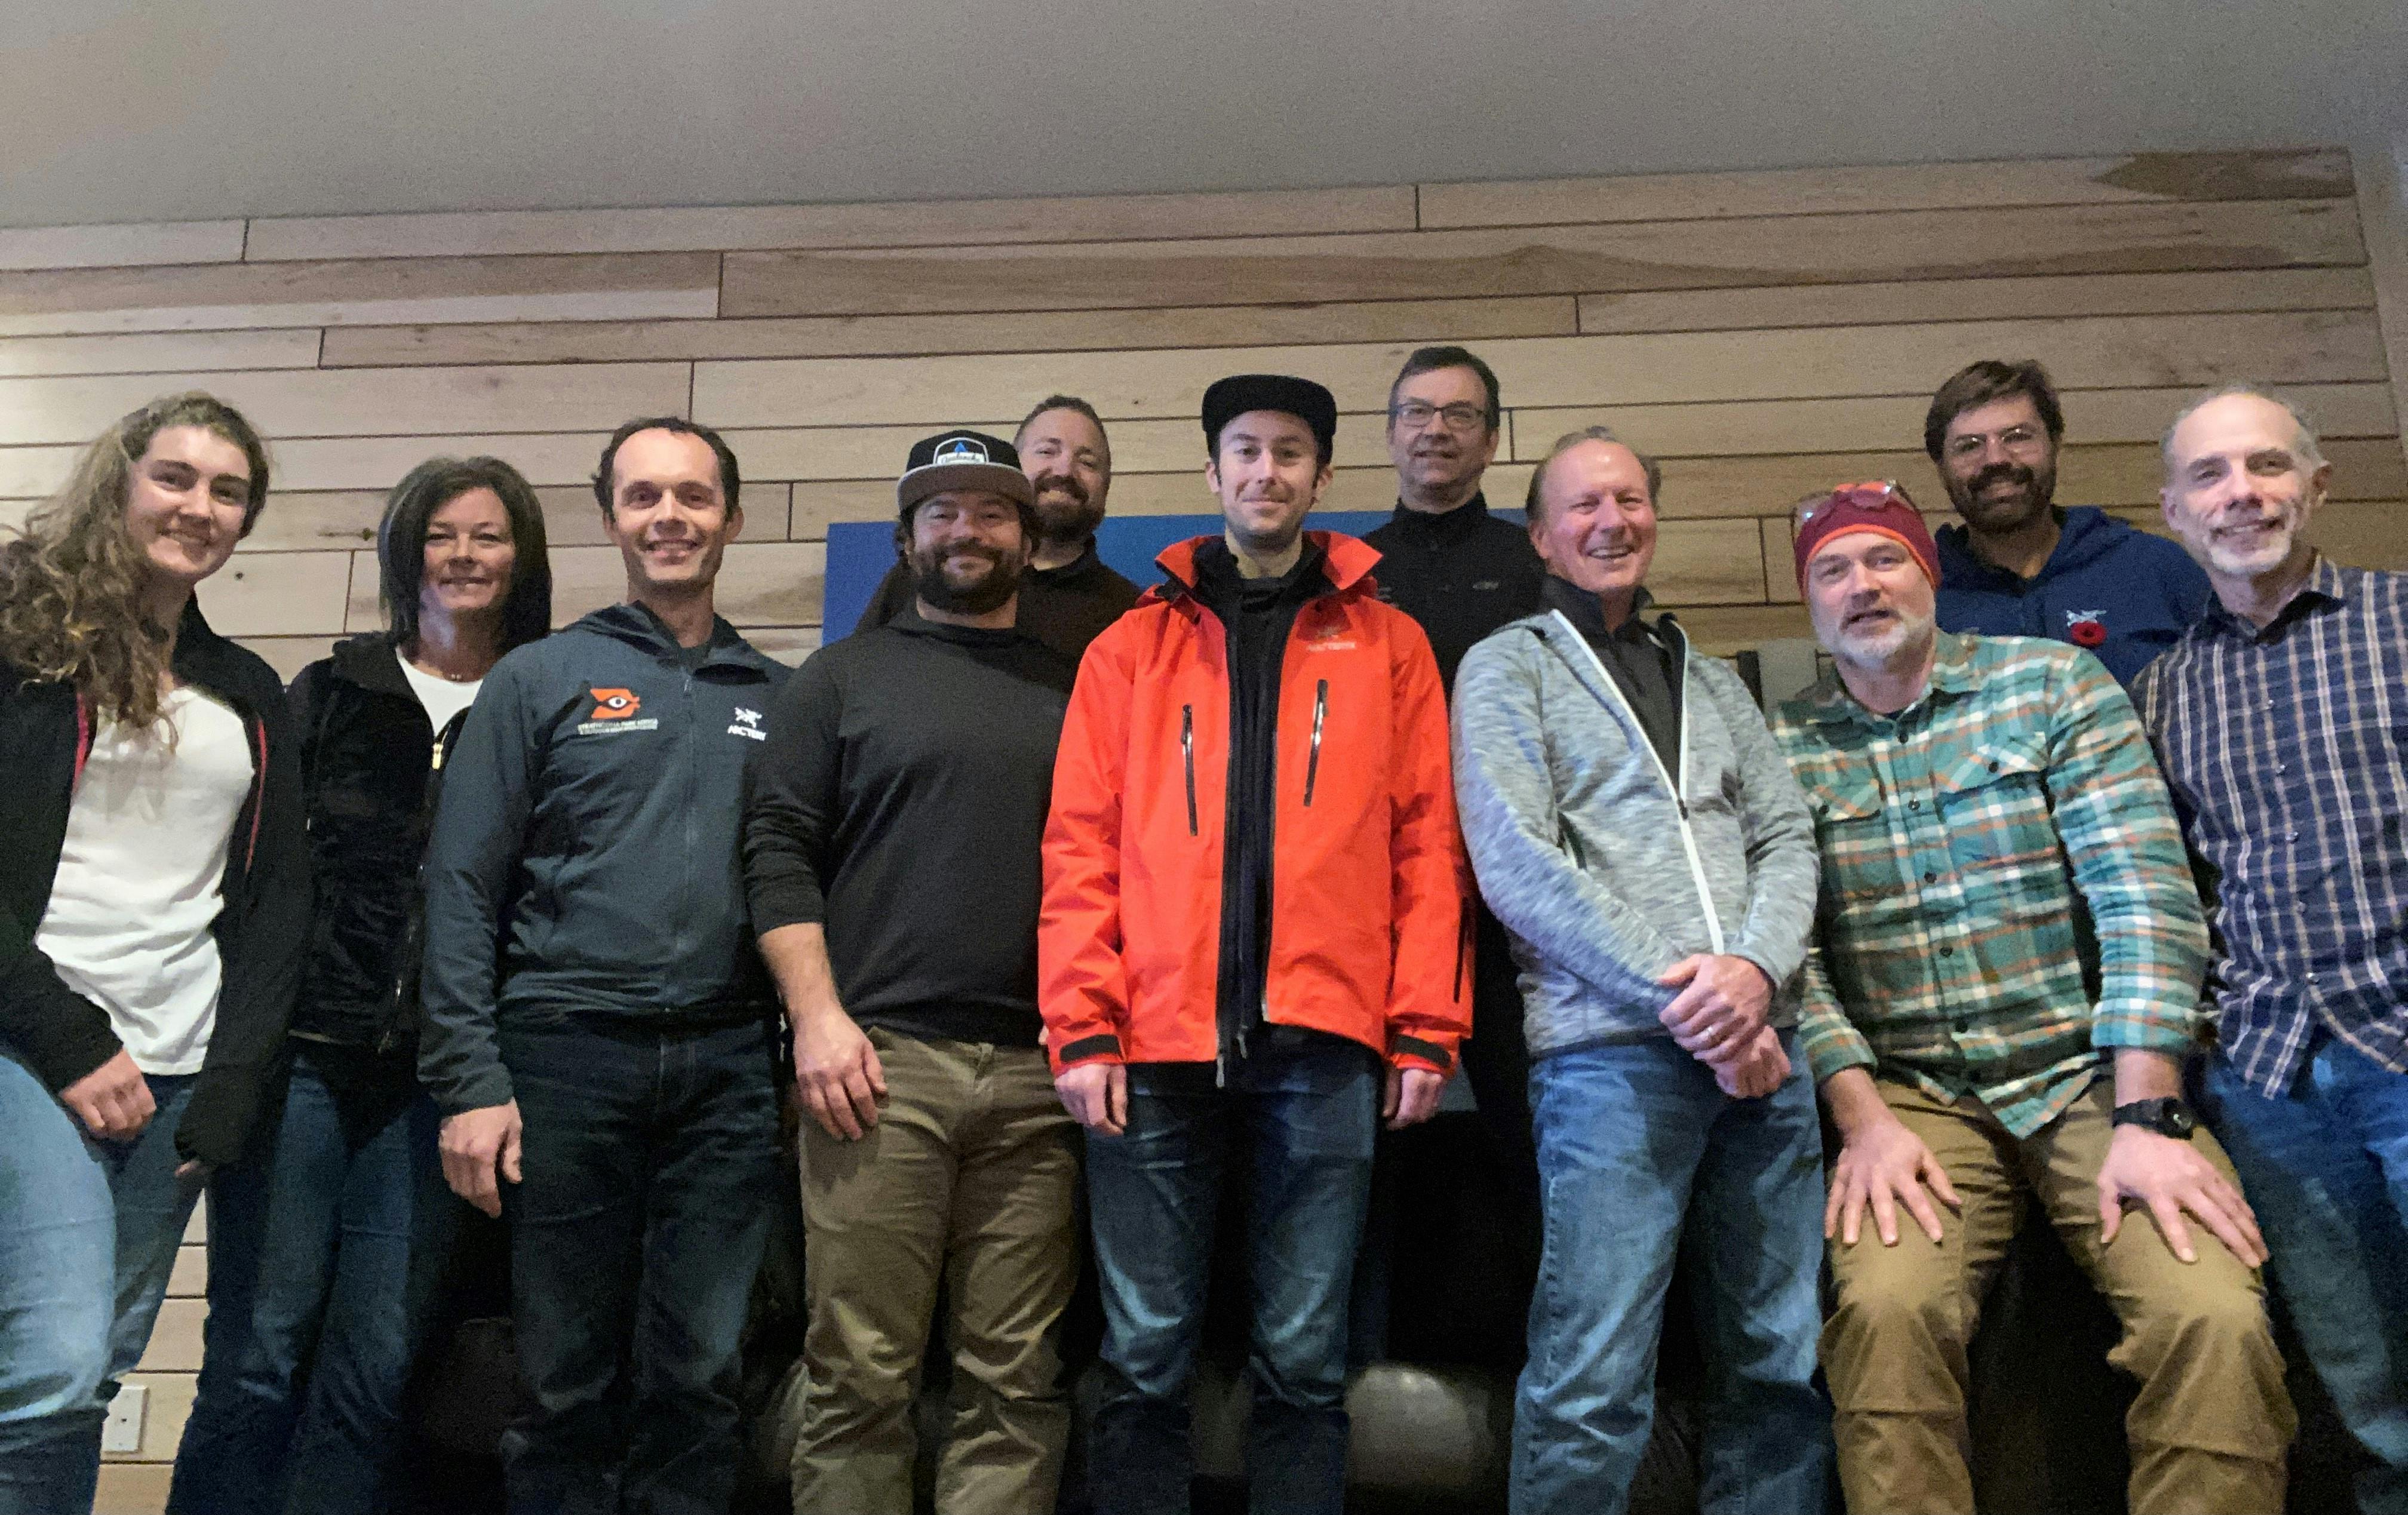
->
[[1083, 1034, 1379, 1515], [499, 1012, 781, 1515], [1512, 1033, 1829, 1515], [2201, 1035, 2408, 1514], [168, 1050, 456, 1515], [0, 1045, 200, 1515]]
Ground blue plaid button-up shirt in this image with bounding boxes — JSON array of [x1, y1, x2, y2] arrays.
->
[[2133, 557, 2408, 1098]]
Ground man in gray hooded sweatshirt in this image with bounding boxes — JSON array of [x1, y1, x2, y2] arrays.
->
[[1451, 426, 1829, 1515]]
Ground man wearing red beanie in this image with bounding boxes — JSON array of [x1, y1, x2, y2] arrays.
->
[[1771, 481, 2293, 1514]]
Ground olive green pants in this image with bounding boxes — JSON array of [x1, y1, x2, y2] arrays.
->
[[1822, 1077, 2295, 1514], [790, 1030, 1080, 1514]]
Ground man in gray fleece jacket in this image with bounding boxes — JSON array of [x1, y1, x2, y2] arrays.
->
[[1452, 426, 1831, 1515]]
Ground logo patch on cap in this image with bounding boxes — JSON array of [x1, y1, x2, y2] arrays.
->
[[933, 437, 990, 465]]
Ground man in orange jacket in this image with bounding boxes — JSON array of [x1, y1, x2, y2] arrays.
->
[[1041, 374, 1472, 1514]]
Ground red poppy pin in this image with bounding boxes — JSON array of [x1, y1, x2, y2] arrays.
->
[[2065, 610, 2106, 649]]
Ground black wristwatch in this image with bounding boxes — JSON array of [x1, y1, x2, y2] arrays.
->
[[2112, 1097, 2198, 1139]]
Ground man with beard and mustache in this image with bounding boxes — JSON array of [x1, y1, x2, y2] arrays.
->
[[1771, 481, 2292, 1515], [857, 397, 1140, 662], [419, 417, 789, 1515], [2136, 386, 2408, 1513], [1453, 428, 1828, 1514], [1043, 375, 1469, 1515], [745, 429, 1082, 1513], [1925, 359, 2209, 687]]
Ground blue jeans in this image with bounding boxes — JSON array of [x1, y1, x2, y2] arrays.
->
[[168, 1049, 456, 1515], [1512, 1034, 1829, 1515], [2201, 1035, 2408, 1514], [500, 1012, 781, 1515], [1083, 1034, 1380, 1515], [0, 1044, 201, 1515]]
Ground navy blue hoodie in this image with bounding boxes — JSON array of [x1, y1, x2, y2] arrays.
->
[[1934, 506, 2212, 687], [417, 602, 787, 1114]]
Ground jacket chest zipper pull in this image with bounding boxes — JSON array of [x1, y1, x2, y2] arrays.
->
[[1181, 705, 1199, 836], [1303, 680, 1328, 806]]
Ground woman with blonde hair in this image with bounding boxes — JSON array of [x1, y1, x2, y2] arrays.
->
[[0, 393, 307, 1514], [171, 455, 554, 1514]]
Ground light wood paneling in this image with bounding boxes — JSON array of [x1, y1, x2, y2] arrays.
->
[[135, 1300, 205, 1373], [0, 254, 720, 338], [0, 363, 691, 448], [1511, 382, 2400, 459], [690, 312, 2384, 432], [247, 186, 1420, 262], [1577, 268, 2376, 335], [0, 329, 322, 379], [719, 201, 2363, 319], [0, 147, 2386, 714], [0, 220, 244, 272], [96, 1464, 176, 1513], [1420, 149, 2354, 230], [196, 551, 354, 638], [321, 295, 1580, 368], [1667, 603, 1818, 655]]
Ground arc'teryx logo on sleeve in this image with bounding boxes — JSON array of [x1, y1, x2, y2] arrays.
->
[[576, 687, 659, 736]]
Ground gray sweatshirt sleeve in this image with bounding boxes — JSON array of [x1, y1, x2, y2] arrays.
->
[[1451, 635, 1685, 1006], [417, 655, 544, 1115], [1698, 663, 1821, 988]]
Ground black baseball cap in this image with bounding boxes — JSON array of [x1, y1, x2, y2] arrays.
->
[[1201, 374, 1338, 457], [896, 429, 1036, 517]]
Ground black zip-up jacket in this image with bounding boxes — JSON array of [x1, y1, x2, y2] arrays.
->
[[1363, 494, 1546, 694], [285, 634, 474, 1080], [418, 603, 787, 1115], [0, 601, 308, 1167]]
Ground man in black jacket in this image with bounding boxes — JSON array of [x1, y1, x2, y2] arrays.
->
[[418, 417, 787, 1515], [853, 397, 1140, 660], [1359, 346, 1544, 1357], [746, 429, 1080, 1513]]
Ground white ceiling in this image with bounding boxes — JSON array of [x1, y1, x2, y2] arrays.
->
[[4, 0, 2404, 230]]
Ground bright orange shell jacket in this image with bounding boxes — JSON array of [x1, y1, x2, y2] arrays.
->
[[1039, 531, 1473, 1078]]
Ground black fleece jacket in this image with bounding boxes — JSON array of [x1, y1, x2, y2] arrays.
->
[[1363, 493, 1545, 694], [0, 601, 308, 1167], [744, 610, 1076, 1047]]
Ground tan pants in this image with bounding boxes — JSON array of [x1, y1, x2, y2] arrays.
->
[[1822, 1077, 2295, 1515], [791, 1029, 1080, 1514]]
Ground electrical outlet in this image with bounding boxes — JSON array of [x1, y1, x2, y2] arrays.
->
[[102, 1384, 146, 1454]]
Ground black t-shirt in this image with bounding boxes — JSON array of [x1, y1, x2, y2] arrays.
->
[[742, 610, 1077, 1046]]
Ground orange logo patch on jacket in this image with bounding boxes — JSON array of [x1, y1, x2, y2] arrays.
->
[[588, 688, 641, 721]]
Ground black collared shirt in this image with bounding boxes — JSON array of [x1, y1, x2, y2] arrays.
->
[[1362, 493, 1545, 694], [1542, 575, 1682, 776]]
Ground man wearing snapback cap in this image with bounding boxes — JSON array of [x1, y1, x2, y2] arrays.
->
[[746, 430, 1083, 1513], [1770, 482, 2292, 1514], [1040, 376, 1471, 1514]]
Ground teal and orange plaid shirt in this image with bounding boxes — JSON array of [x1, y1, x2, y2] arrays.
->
[[1770, 632, 2210, 1138]]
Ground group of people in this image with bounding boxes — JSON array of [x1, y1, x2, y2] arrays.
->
[[0, 339, 2398, 1515]]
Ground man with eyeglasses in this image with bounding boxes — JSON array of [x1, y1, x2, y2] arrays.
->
[[1359, 346, 1546, 1357], [1772, 481, 2292, 1515], [1925, 359, 2210, 686]]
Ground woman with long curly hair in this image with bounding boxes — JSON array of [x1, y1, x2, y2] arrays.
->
[[171, 456, 555, 1514], [0, 392, 308, 1513]]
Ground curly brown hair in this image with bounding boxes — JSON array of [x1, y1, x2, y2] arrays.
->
[[0, 392, 271, 729]]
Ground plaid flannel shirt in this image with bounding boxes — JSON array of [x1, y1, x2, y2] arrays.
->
[[2133, 558, 2408, 1098], [1771, 633, 2210, 1137]]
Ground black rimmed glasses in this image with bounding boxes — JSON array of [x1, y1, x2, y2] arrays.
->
[[1388, 401, 1489, 433]]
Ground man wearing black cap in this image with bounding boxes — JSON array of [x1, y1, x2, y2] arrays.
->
[[746, 430, 1083, 1513], [855, 396, 1141, 662], [1040, 377, 1473, 1514]]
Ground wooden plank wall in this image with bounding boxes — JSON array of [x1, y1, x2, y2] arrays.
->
[[5, 147, 2392, 1509], [4, 147, 2403, 706]]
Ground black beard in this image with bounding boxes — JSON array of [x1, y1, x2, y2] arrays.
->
[[910, 544, 1022, 614], [1032, 480, 1102, 548]]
